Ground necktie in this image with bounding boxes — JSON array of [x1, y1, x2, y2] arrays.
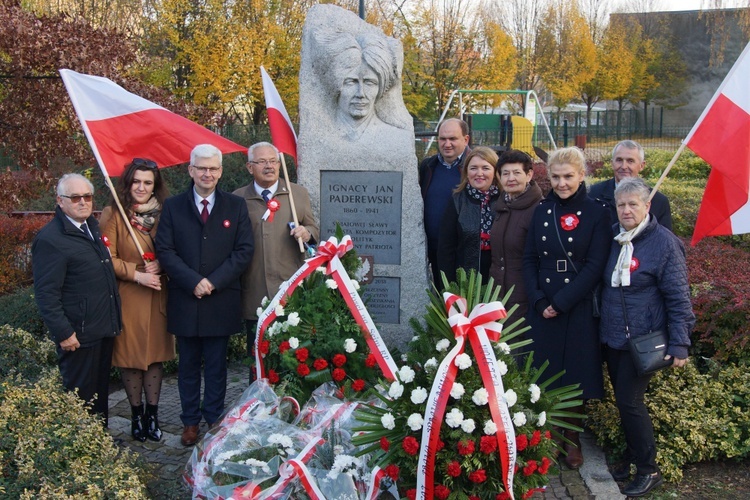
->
[[200, 199, 209, 224], [261, 189, 271, 202], [80, 222, 93, 240]]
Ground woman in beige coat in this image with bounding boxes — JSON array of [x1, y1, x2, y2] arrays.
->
[[100, 158, 174, 442]]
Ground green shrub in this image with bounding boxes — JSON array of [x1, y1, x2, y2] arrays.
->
[[0, 325, 57, 382], [0, 287, 48, 340], [588, 361, 750, 482], [597, 148, 710, 181], [0, 374, 150, 498]]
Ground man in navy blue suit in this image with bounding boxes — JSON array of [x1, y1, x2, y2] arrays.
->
[[156, 144, 254, 446]]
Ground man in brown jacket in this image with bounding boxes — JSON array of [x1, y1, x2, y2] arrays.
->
[[233, 142, 319, 381]]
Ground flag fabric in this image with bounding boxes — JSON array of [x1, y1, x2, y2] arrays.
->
[[260, 66, 298, 162], [60, 69, 246, 177], [686, 41, 750, 245]]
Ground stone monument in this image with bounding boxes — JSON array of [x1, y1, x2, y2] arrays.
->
[[297, 4, 428, 351]]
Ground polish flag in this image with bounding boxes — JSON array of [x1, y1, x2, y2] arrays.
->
[[687, 42, 750, 245], [60, 69, 246, 177], [260, 66, 298, 162]]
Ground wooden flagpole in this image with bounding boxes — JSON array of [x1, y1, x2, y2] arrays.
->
[[102, 174, 149, 261], [648, 142, 687, 202], [278, 153, 305, 253]]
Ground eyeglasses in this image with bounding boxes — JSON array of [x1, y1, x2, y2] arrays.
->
[[132, 158, 157, 169], [250, 159, 280, 167], [191, 166, 222, 175], [61, 194, 94, 203]]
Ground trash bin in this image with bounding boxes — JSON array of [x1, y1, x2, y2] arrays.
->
[[575, 134, 586, 150]]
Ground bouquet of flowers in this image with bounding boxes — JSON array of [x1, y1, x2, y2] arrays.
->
[[352, 270, 583, 500]]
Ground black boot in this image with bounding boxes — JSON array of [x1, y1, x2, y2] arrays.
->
[[131, 404, 146, 442], [145, 403, 163, 442]]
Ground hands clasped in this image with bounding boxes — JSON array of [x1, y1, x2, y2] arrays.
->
[[194, 278, 215, 299]]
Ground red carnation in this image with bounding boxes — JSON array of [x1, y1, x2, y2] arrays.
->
[[295, 347, 309, 362], [434, 485, 451, 500], [406, 490, 416, 500], [539, 456, 551, 475], [402, 436, 420, 455], [259, 340, 270, 355], [352, 379, 365, 391], [379, 437, 390, 451], [384, 464, 399, 480], [470, 497, 480, 500], [516, 433, 529, 452], [332, 368, 346, 382], [446, 461, 461, 477], [297, 363, 310, 376], [544, 430, 552, 440], [268, 369, 279, 384], [365, 353, 377, 368], [523, 459, 538, 476], [469, 469, 487, 483], [480, 435, 498, 454], [313, 358, 328, 371], [530, 430, 542, 446], [332, 354, 347, 367], [436, 439, 445, 452], [279, 341, 291, 354], [457, 439, 475, 456], [142, 251, 155, 262], [496, 493, 511, 500]]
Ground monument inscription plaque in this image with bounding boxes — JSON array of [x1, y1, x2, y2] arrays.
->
[[362, 277, 400, 324], [320, 171, 402, 265]]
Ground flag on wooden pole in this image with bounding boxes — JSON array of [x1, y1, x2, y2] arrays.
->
[[260, 66, 298, 163]]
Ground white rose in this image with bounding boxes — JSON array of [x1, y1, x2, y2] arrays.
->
[[497, 359, 508, 375], [496, 342, 511, 355], [289, 337, 299, 349], [454, 353, 473, 370], [398, 365, 415, 383], [445, 408, 464, 428], [513, 412, 527, 427], [381, 413, 396, 430], [528, 384, 541, 403], [472, 388, 489, 406], [450, 382, 465, 399], [344, 338, 357, 353], [407, 413, 424, 431], [388, 381, 404, 399], [424, 357, 438, 371], [410, 387, 428, 404], [461, 418, 476, 433], [537, 411, 547, 427], [274, 304, 285, 316], [505, 389, 517, 408], [436, 339, 450, 352], [484, 420, 498, 435], [326, 279, 338, 289], [286, 312, 300, 327], [350, 279, 361, 290]]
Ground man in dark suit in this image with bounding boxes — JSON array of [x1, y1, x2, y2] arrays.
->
[[155, 144, 254, 446], [589, 140, 673, 231], [33, 173, 122, 427]]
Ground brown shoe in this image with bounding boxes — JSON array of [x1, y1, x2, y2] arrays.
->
[[181, 425, 200, 446], [564, 431, 583, 469]]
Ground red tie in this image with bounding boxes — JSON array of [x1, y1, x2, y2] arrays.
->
[[200, 199, 209, 224]]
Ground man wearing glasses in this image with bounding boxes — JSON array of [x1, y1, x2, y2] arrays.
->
[[33, 173, 122, 427], [155, 144, 254, 446], [233, 142, 318, 381]]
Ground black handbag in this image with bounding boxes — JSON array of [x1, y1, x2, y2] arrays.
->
[[620, 287, 673, 376]]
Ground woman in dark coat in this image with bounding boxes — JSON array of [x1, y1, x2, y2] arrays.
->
[[437, 146, 500, 286], [489, 150, 543, 326], [601, 178, 693, 497], [522, 146, 611, 468]]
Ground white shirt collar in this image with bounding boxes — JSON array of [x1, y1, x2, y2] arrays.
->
[[255, 180, 279, 198], [193, 188, 217, 213]]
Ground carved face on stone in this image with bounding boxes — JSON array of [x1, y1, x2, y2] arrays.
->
[[338, 63, 379, 121]]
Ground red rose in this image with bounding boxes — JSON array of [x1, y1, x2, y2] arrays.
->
[[457, 439, 475, 456], [365, 353, 377, 368], [313, 358, 328, 371], [352, 379, 365, 391], [516, 433, 528, 452], [523, 459, 538, 476], [530, 430, 542, 447], [469, 469, 487, 483], [332, 368, 346, 382], [279, 341, 291, 354], [496, 493, 511, 500], [406, 490, 416, 500], [446, 461, 461, 477], [295, 347, 309, 362], [480, 435, 498, 454], [297, 363, 310, 376], [402, 436, 420, 455], [379, 437, 390, 451], [259, 340, 270, 355], [268, 369, 279, 384], [434, 485, 451, 500], [332, 354, 347, 367], [384, 464, 399, 480]]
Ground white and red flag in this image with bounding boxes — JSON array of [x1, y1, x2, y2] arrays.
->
[[59, 69, 245, 177], [260, 66, 298, 163], [686, 41, 750, 245]]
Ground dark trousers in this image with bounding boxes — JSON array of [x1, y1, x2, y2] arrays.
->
[[176, 336, 230, 426], [245, 320, 258, 384], [605, 346, 658, 475], [57, 337, 114, 426]]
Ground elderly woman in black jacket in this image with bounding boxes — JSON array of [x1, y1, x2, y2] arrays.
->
[[600, 177, 694, 497]]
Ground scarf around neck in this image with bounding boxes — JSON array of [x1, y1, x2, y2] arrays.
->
[[130, 197, 161, 233], [467, 184, 499, 250], [612, 214, 650, 287]]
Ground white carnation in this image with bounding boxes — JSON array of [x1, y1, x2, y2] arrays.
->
[[411, 336, 419, 342], [381, 413, 396, 430], [497, 359, 508, 375], [454, 353, 472, 370], [344, 338, 357, 353], [274, 304, 285, 316], [496, 342, 511, 355], [288, 337, 299, 349], [326, 279, 338, 289], [513, 412, 527, 427], [528, 384, 541, 403], [424, 357, 438, 371], [267, 322, 282, 337], [450, 382, 465, 399], [483, 420, 498, 435], [436, 339, 450, 352], [537, 411, 547, 427], [350, 279, 360, 290], [407, 413, 424, 431], [261, 296, 270, 307], [505, 389, 517, 408], [472, 388, 489, 406], [286, 311, 300, 326], [410, 387, 428, 404], [401, 353, 408, 362], [316, 266, 326, 273], [461, 418, 476, 433], [268, 433, 293, 448], [445, 408, 464, 428], [388, 381, 404, 399], [398, 365, 415, 383], [256, 306, 264, 317]]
